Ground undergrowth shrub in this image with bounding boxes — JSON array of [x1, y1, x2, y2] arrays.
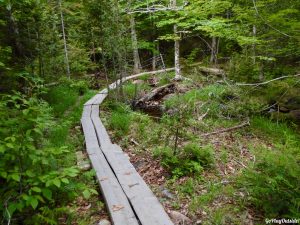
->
[[238, 117, 300, 217], [43, 85, 78, 116], [109, 102, 133, 138], [0, 78, 97, 224], [154, 143, 215, 178], [239, 146, 300, 217], [43, 78, 89, 116], [0, 92, 82, 224]]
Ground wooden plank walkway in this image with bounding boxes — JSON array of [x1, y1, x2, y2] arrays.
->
[[81, 71, 174, 225]]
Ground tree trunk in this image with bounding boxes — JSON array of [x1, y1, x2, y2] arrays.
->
[[6, 3, 23, 58], [174, 24, 181, 79], [152, 42, 160, 71], [253, 25, 257, 64], [170, 0, 181, 79], [210, 36, 218, 66], [59, 0, 70, 79], [130, 15, 141, 74]]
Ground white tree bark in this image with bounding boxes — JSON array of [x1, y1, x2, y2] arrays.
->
[[59, 0, 70, 78], [174, 24, 181, 79], [171, 0, 181, 79], [130, 15, 141, 74]]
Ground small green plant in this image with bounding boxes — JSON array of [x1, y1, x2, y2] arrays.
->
[[153, 143, 215, 178], [109, 104, 133, 138], [70, 80, 89, 95]]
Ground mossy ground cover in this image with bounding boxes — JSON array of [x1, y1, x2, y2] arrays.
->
[[101, 68, 300, 224]]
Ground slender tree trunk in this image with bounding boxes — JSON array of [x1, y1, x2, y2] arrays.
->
[[174, 24, 181, 79], [130, 15, 141, 74], [6, 3, 23, 58], [253, 25, 257, 64], [171, 0, 181, 79], [152, 43, 159, 71], [210, 36, 217, 66], [59, 0, 70, 79], [91, 31, 97, 63]]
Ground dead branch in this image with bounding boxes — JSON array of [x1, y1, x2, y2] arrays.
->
[[198, 108, 210, 121], [236, 74, 300, 86], [201, 120, 250, 137]]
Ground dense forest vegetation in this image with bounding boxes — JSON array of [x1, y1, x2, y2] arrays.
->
[[0, 0, 299, 224]]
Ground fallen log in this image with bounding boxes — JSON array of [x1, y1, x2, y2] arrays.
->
[[136, 83, 176, 103], [201, 120, 250, 137], [132, 83, 176, 118], [197, 66, 225, 76]]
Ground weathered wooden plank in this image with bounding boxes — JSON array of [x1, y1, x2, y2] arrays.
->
[[99, 88, 108, 94], [91, 105, 113, 149], [81, 117, 101, 155], [81, 117, 139, 225], [84, 95, 98, 106], [82, 105, 92, 118], [98, 143, 173, 225], [82, 69, 177, 225], [92, 93, 108, 105], [89, 153, 139, 225]]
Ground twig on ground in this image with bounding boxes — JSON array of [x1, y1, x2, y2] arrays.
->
[[198, 108, 210, 121], [232, 158, 247, 169], [201, 120, 250, 137]]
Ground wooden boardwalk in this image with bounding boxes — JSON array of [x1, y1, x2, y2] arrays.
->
[[81, 70, 174, 225]]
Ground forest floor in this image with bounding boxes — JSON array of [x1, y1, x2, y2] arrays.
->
[[100, 69, 300, 225]]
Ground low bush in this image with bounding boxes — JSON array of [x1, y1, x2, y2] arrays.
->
[[239, 146, 300, 217], [0, 92, 82, 223], [109, 103, 133, 138], [154, 143, 215, 178]]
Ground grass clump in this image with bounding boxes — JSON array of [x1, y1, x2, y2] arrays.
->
[[154, 143, 215, 178], [108, 102, 133, 138]]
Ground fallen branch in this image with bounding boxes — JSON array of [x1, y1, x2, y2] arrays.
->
[[197, 66, 225, 76], [44, 82, 59, 87], [236, 74, 300, 86], [201, 120, 250, 137], [198, 108, 210, 121]]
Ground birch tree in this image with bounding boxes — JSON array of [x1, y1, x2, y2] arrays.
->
[[59, 0, 70, 78], [130, 15, 141, 74]]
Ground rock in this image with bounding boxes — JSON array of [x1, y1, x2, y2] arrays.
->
[[290, 109, 300, 122], [98, 219, 111, 225], [169, 210, 192, 225], [133, 160, 145, 170], [161, 187, 174, 199], [75, 126, 81, 130], [76, 151, 91, 171]]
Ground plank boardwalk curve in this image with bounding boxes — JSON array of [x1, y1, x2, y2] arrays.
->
[[81, 69, 175, 225]]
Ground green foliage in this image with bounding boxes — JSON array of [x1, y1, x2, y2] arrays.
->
[[108, 102, 133, 138], [228, 53, 261, 82], [153, 143, 214, 178], [43, 78, 89, 116], [239, 146, 300, 217], [0, 92, 81, 223], [44, 85, 78, 116], [251, 116, 299, 146]]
